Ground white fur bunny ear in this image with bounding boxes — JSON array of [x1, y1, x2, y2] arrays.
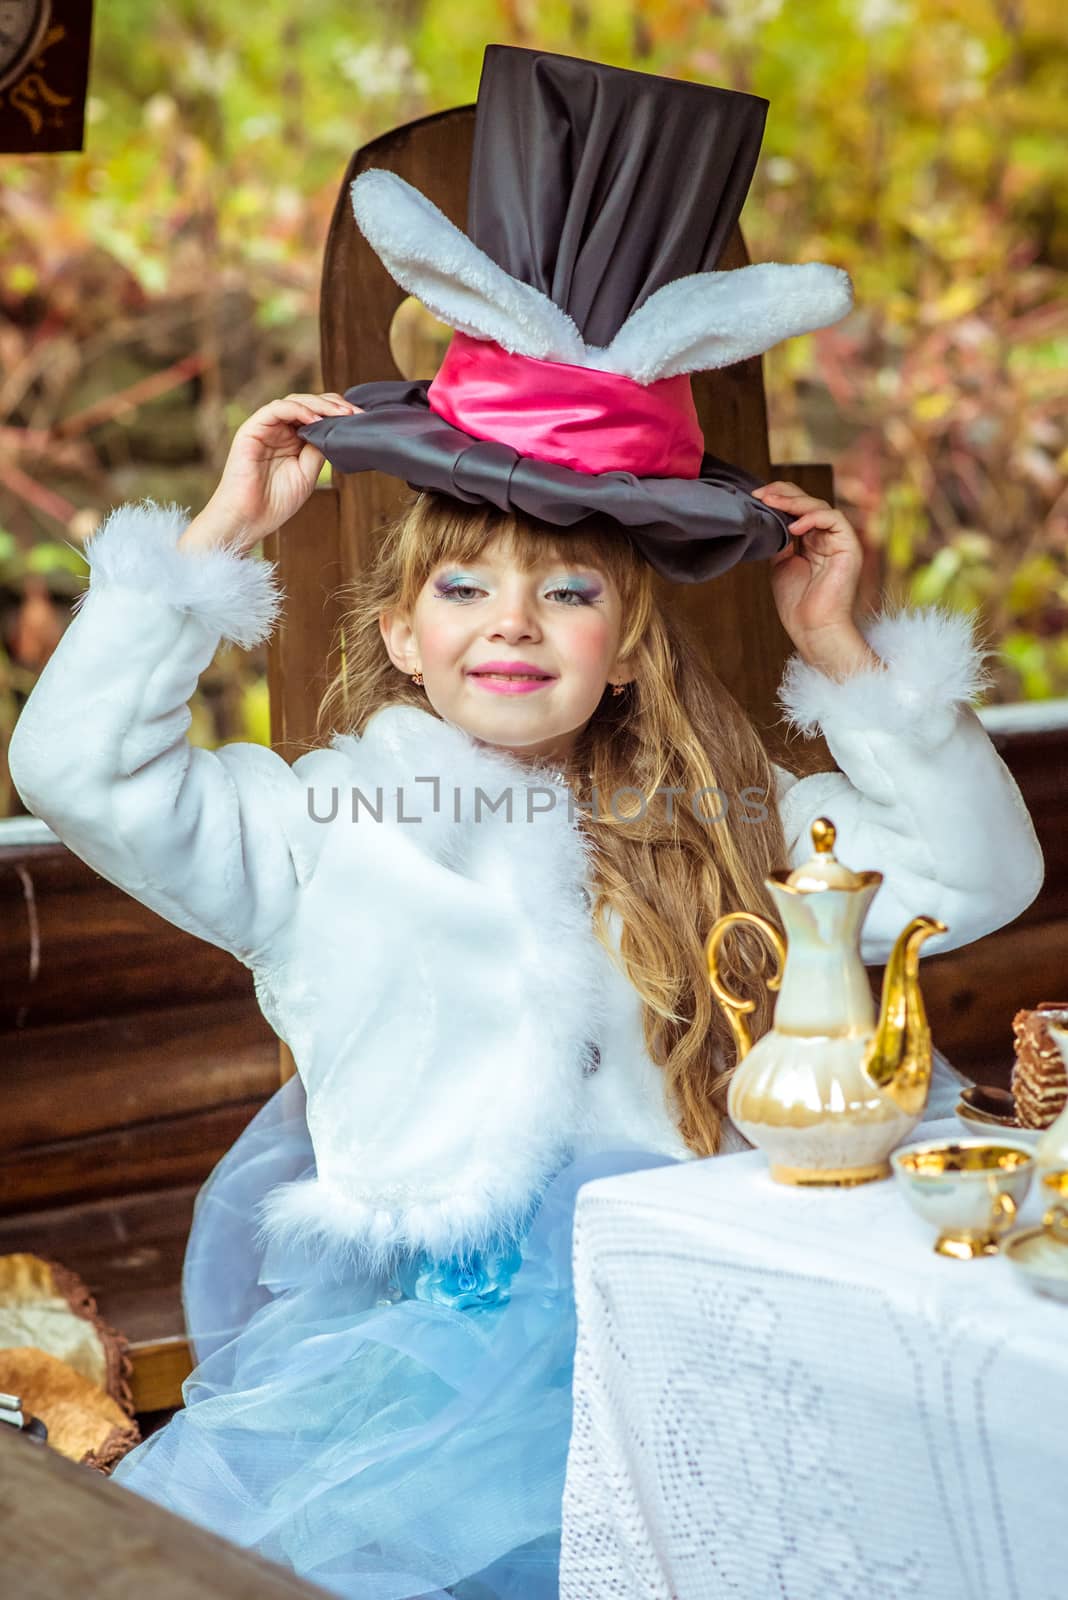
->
[[350, 169, 587, 365], [588, 262, 855, 384]]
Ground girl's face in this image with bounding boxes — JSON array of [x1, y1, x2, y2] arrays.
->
[[380, 531, 634, 765]]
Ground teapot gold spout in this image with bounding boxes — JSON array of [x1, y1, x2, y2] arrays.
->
[[863, 916, 948, 1118], [706, 817, 948, 1186]]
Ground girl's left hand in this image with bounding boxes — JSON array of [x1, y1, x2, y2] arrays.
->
[[754, 481, 877, 674]]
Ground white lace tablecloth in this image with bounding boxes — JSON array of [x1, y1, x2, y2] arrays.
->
[[560, 1117, 1068, 1600]]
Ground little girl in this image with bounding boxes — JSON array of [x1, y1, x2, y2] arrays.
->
[[8, 38, 1049, 1597], [7, 389, 1044, 1600]]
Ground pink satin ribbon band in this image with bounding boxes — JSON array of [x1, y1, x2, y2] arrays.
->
[[426, 331, 705, 479]]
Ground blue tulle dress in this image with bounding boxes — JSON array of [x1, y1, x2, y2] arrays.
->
[[110, 1073, 680, 1598]]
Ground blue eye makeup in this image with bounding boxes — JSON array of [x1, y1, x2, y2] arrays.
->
[[548, 578, 602, 604], [431, 570, 604, 604], [434, 572, 481, 595]]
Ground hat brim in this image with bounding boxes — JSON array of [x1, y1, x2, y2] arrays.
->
[[299, 381, 792, 584]]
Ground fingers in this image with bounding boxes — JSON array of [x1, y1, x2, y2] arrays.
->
[[328, 394, 366, 413], [753, 481, 858, 538], [241, 394, 363, 435], [753, 481, 809, 498], [753, 482, 828, 513], [298, 439, 326, 479], [757, 490, 860, 569], [785, 511, 847, 532], [283, 392, 359, 420]]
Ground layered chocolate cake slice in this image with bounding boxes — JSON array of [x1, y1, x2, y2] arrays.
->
[[1011, 1003, 1068, 1128]]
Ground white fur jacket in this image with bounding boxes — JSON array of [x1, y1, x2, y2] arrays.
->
[[8, 502, 1045, 1271]]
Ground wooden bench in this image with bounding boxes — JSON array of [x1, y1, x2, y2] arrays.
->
[[0, 1422, 331, 1598], [0, 824, 279, 1410]]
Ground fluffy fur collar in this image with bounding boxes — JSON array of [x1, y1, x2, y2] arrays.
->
[[254, 704, 631, 1275]]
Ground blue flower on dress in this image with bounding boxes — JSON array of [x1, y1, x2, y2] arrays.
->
[[396, 1242, 524, 1312]]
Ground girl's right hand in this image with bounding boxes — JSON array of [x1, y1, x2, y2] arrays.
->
[[190, 393, 361, 554]]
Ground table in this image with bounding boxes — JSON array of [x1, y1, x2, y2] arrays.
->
[[560, 1118, 1068, 1600]]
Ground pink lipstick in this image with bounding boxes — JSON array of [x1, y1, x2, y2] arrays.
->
[[467, 660, 557, 695]]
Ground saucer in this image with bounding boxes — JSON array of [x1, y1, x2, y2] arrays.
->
[[1004, 1220, 1068, 1303], [955, 1101, 1041, 1144]]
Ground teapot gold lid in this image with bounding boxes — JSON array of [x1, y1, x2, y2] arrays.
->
[[774, 817, 882, 894]]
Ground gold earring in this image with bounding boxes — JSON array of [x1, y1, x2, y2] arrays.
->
[[611, 681, 626, 697], [411, 671, 424, 687]]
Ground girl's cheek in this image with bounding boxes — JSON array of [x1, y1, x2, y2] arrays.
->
[[560, 623, 614, 672], [416, 614, 464, 658]]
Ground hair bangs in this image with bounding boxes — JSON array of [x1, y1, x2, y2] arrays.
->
[[395, 492, 648, 616]]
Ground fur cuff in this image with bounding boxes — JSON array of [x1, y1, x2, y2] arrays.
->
[[777, 605, 995, 742], [73, 499, 285, 649]]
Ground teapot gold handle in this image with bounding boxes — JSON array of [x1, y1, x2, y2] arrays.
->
[[705, 912, 787, 1063]]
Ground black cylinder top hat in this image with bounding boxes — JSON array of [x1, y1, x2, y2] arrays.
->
[[299, 45, 854, 584]]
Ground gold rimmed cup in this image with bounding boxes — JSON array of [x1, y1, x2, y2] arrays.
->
[[891, 1137, 1036, 1259], [1042, 1168, 1068, 1224]]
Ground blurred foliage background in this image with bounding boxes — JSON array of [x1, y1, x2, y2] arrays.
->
[[1, 0, 1066, 816]]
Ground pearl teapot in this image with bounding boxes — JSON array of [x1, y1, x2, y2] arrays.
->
[[706, 817, 947, 1186]]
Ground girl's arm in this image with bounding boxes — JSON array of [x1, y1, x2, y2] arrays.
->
[[8, 392, 358, 966], [7, 500, 333, 964], [771, 603, 1045, 965], [753, 477, 1044, 965]]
